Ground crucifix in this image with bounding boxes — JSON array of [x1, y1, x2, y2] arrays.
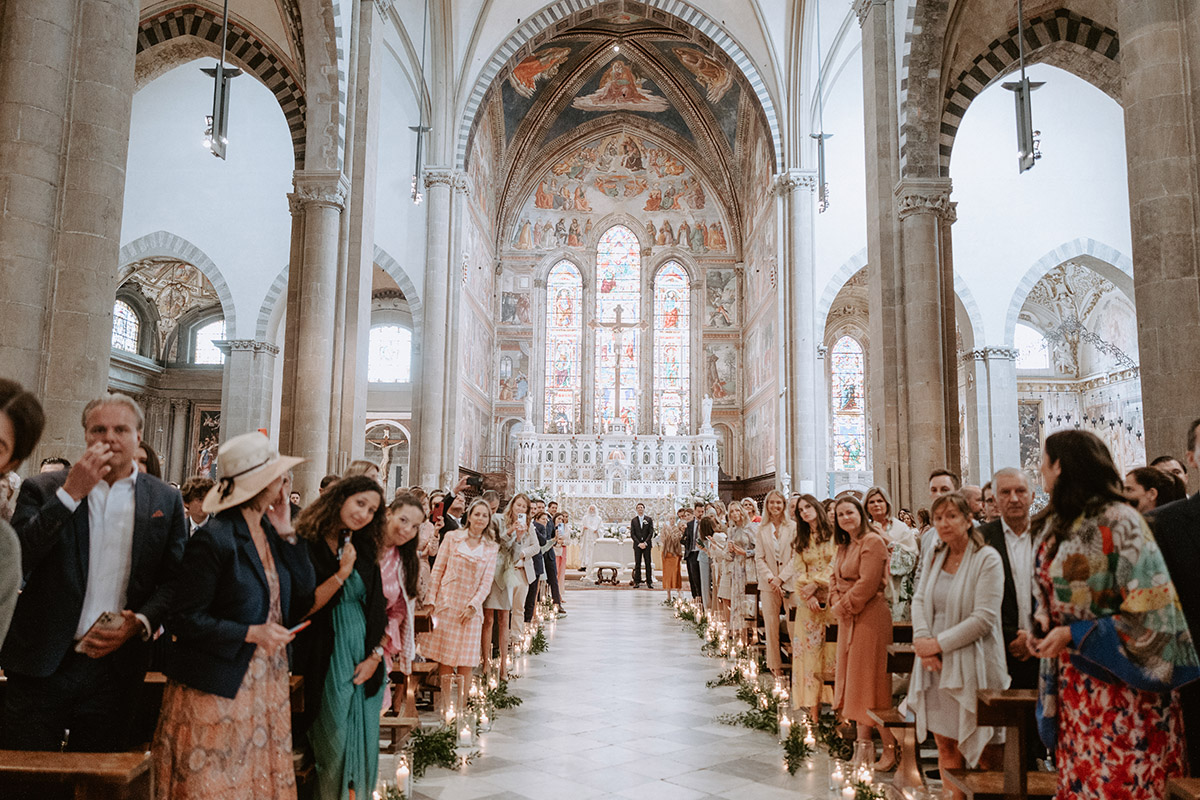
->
[[366, 426, 406, 495], [590, 304, 647, 431]]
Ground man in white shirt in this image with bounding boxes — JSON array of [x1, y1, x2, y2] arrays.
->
[[0, 393, 187, 752], [978, 467, 1042, 766]]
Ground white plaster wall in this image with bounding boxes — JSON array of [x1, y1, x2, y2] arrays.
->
[[121, 61, 295, 339], [375, 46, 428, 302], [950, 64, 1131, 347]]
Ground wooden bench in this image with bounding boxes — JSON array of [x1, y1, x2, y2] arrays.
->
[[379, 715, 420, 755], [941, 689, 1054, 799], [1168, 778, 1200, 799], [0, 750, 152, 799]]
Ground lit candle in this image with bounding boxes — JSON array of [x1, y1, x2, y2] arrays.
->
[[779, 716, 791, 740], [842, 786, 855, 799], [459, 722, 472, 747], [804, 732, 817, 747]]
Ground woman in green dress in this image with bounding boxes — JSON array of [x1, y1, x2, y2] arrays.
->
[[294, 476, 389, 800]]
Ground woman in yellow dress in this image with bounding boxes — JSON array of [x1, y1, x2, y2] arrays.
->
[[789, 493, 836, 721]]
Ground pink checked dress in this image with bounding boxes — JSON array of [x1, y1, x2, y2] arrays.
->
[[419, 532, 499, 667]]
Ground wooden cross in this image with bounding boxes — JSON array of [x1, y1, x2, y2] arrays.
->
[[590, 305, 647, 429]]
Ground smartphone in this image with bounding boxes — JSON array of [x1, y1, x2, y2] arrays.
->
[[337, 533, 351, 559], [517, 513, 527, 527], [287, 620, 312, 636], [74, 611, 124, 652]]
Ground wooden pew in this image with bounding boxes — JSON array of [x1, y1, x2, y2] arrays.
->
[[0, 750, 152, 799], [1168, 778, 1200, 799], [867, 644, 920, 792], [943, 689, 1055, 800]]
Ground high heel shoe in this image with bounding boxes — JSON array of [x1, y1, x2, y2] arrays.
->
[[872, 742, 898, 772]]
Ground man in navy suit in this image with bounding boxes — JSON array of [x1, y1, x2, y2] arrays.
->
[[0, 393, 187, 752], [1149, 417, 1200, 774]]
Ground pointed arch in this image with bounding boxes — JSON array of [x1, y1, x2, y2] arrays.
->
[[119, 231, 237, 337], [652, 260, 691, 433]]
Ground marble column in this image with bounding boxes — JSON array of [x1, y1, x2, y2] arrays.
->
[[776, 169, 820, 494], [895, 178, 958, 495], [415, 168, 466, 487], [282, 171, 348, 496], [0, 0, 139, 460], [961, 347, 1019, 483], [335, 0, 385, 466], [856, 0, 908, 501], [217, 339, 280, 440], [168, 398, 189, 484], [1118, 3, 1200, 473]]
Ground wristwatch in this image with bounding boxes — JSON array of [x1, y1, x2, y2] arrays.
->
[[372, 645, 386, 660]]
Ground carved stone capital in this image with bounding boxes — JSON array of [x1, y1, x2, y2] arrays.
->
[[424, 168, 469, 193], [895, 178, 955, 221], [961, 346, 1019, 362], [773, 169, 818, 195], [215, 339, 281, 356], [290, 170, 348, 211], [853, 0, 880, 27]]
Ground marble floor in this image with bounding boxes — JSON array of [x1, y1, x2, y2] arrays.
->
[[395, 588, 838, 800]]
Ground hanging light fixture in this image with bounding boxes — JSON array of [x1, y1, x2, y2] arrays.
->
[[809, 0, 832, 211], [201, 0, 242, 159], [1002, 0, 1044, 173], [410, 0, 431, 203]]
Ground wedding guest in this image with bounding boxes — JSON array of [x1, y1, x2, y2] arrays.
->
[[2, 393, 186, 752], [1152, 454, 1189, 487], [898, 508, 917, 529], [420, 499, 500, 683], [381, 492, 423, 715], [1125, 465, 1187, 513], [483, 494, 529, 679], [0, 379, 44, 648], [907, 493, 1008, 795], [697, 516, 717, 608], [551, 512, 569, 608], [1031, 430, 1198, 800], [865, 486, 919, 621], [661, 508, 685, 602], [709, 518, 731, 622], [319, 474, 339, 493], [917, 508, 932, 533], [829, 495, 897, 770], [960, 485, 985, 523], [39, 456, 69, 473], [180, 477, 215, 537], [343, 459, 380, 483], [981, 482, 998, 523], [293, 476, 389, 800], [682, 506, 702, 600], [153, 433, 313, 799], [755, 489, 795, 676], [580, 503, 602, 581], [790, 494, 836, 719], [724, 502, 756, 640], [135, 440, 163, 480], [741, 497, 761, 523]]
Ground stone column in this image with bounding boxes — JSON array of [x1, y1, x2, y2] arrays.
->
[[414, 168, 466, 487], [895, 178, 958, 494], [0, 0, 139, 460], [776, 169, 820, 494], [961, 347, 1019, 483], [1118, 4, 1200, 471], [217, 339, 280, 439], [335, 0, 385, 466], [282, 171, 348, 496], [856, 0, 908, 501], [168, 399, 189, 483]]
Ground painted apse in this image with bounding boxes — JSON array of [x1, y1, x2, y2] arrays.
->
[[462, 8, 777, 481]]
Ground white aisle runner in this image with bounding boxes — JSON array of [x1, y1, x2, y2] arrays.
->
[[398, 590, 831, 800]]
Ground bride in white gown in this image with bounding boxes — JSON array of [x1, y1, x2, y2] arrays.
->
[[580, 504, 602, 581]]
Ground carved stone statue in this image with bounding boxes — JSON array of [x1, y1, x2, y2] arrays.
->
[[524, 394, 533, 426], [700, 395, 713, 432]]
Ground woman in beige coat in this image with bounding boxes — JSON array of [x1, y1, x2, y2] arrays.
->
[[755, 489, 795, 676]]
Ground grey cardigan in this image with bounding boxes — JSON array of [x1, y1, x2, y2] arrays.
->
[[0, 519, 19, 648], [907, 539, 1010, 765]]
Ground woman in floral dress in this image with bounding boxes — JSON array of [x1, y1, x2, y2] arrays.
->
[[724, 502, 756, 642], [789, 494, 836, 720], [1031, 430, 1198, 800]]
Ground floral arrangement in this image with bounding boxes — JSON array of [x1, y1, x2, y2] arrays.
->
[[667, 490, 719, 510], [526, 486, 555, 504], [602, 524, 630, 541]]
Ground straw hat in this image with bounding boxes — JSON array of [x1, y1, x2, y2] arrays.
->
[[202, 431, 306, 514]]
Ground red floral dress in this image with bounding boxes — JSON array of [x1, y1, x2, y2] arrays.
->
[[1034, 518, 1188, 800]]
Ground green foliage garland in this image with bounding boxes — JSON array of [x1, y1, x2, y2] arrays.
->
[[486, 680, 523, 710], [782, 725, 815, 775], [529, 627, 549, 654], [409, 725, 471, 779], [817, 710, 854, 761], [715, 706, 779, 734]]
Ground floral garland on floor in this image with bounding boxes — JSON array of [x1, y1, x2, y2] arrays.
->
[[378, 596, 557, 799], [667, 597, 888, 797]]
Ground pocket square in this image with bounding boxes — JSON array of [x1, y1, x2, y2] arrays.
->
[[152, 509, 164, 519]]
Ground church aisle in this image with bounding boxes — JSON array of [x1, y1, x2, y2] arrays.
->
[[403, 590, 831, 800]]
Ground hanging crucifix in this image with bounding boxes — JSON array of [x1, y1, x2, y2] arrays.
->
[[591, 304, 647, 431]]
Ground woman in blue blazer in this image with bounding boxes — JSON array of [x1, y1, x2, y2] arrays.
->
[[152, 432, 315, 800]]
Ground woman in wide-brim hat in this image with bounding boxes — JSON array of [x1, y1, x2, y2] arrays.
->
[[152, 432, 315, 800]]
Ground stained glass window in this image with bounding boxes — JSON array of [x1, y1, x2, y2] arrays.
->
[[594, 226, 641, 431], [545, 261, 583, 432], [831, 335, 866, 470], [1014, 323, 1049, 370], [112, 300, 140, 353], [653, 261, 690, 434], [193, 319, 226, 364], [368, 325, 412, 382]]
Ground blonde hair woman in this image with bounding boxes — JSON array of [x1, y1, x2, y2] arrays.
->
[[755, 489, 796, 676], [481, 493, 531, 679], [723, 501, 756, 639]]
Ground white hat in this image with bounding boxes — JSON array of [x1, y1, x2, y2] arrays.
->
[[202, 431, 306, 514]]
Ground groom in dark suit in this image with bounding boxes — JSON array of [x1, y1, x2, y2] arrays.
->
[[0, 394, 187, 752], [1149, 417, 1200, 773], [630, 502, 655, 588]]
